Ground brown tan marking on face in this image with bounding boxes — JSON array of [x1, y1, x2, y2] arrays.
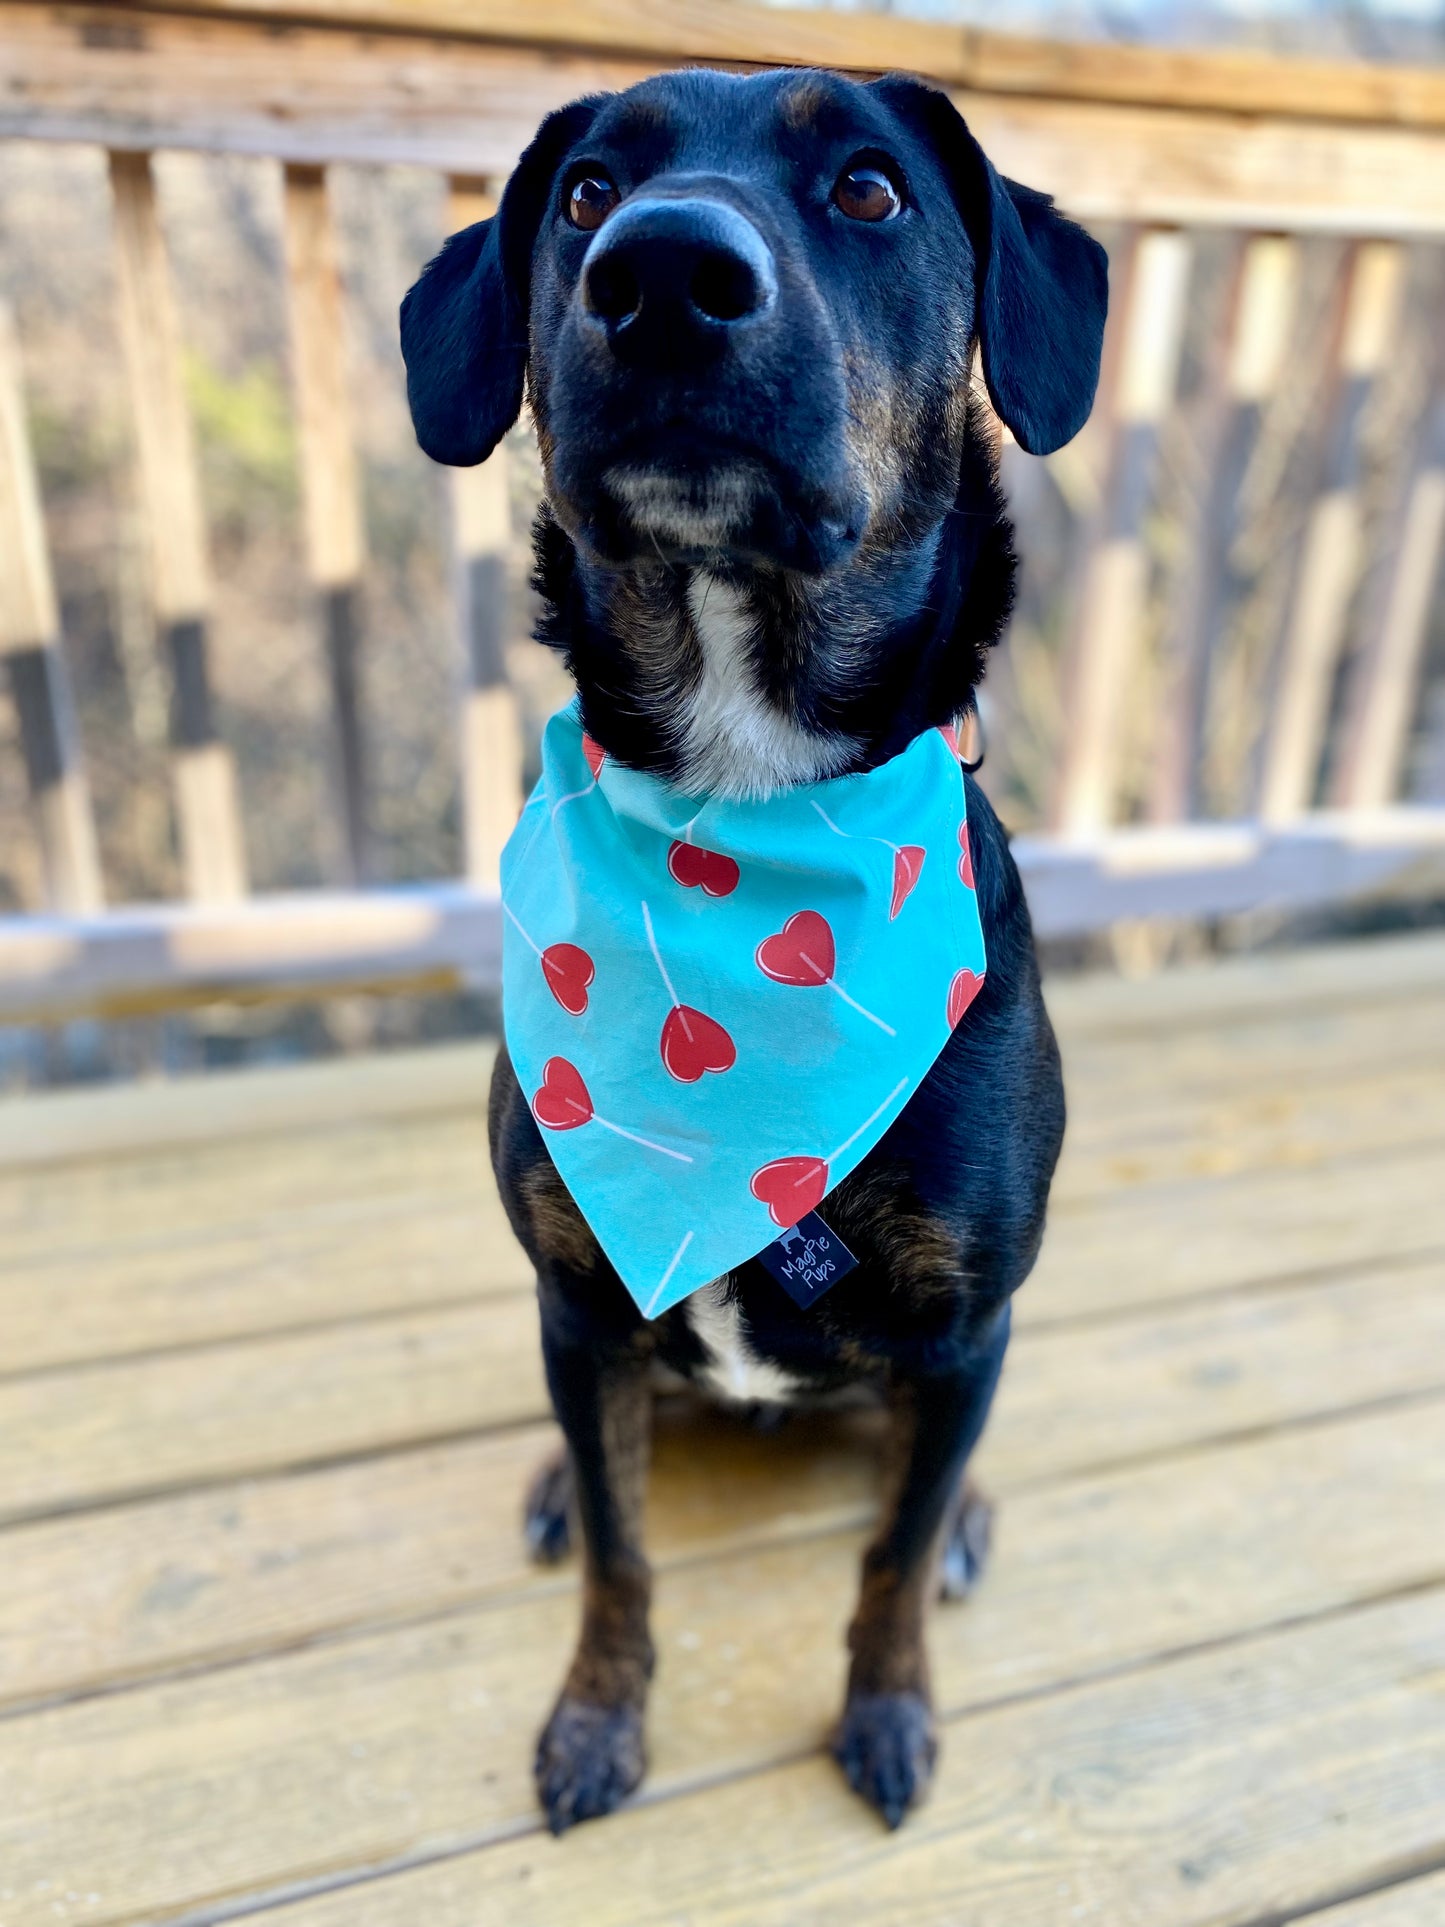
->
[[840, 332, 976, 555], [778, 75, 837, 134], [531, 403, 557, 476], [840, 348, 910, 539], [605, 93, 677, 145]]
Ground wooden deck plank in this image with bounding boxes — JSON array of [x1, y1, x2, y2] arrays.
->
[[11, 1004, 1438, 1275], [1040, 927, 1445, 1037], [0, 1040, 497, 1172], [0, 932, 1439, 1923], [0, 1298, 544, 1524], [1058, 991, 1445, 1105], [3, 1038, 1443, 1378], [0, 1108, 493, 1268], [5, 1407, 1442, 1927], [5, 1017, 1442, 1250], [1298, 1870, 1445, 1925], [0, 1406, 885, 1710], [1030, 1140, 1445, 1321], [0, 1242, 1435, 1527], [247, 1588, 1445, 1927], [3, 1258, 1441, 1699], [2, 1051, 1441, 1371], [1, 1190, 525, 1377], [2, 931, 1442, 1176], [6, 1255, 1442, 1525], [982, 1257, 1445, 1478], [1, 933, 1441, 1338], [1054, 1053, 1445, 1201]]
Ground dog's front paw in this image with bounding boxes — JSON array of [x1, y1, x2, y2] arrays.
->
[[938, 1478, 994, 1601], [535, 1696, 646, 1835], [833, 1690, 936, 1829]]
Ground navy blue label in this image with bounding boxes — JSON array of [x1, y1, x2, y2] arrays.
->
[[756, 1211, 858, 1309]]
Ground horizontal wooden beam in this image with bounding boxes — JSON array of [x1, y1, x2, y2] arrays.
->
[[0, 882, 502, 1023], [1014, 807, 1445, 938], [3, 811, 1444, 1022], [64, 0, 1445, 129], [6, 7, 1444, 233]]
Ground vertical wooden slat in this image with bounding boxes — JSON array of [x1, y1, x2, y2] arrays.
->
[[1051, 226, 1192, 834], [108, 149, 247, 904], [1149, 233, 1299, 822], [447, 177, 523, 892], [1257, 239, 1406, 823], [0, 302, 104, 914], [280, 162, 368, 884], [1332, 388, 1445, 808]]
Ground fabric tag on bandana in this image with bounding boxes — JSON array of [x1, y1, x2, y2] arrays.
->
[[755, 1211, 858, 1309]]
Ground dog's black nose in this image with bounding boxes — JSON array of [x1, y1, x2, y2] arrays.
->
[[581, 198, 777, 359]]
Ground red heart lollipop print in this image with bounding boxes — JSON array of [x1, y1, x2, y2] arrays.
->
[[958, 822, 975, 890], [540, 943, 594, 1016], [660, 1005, 736, 1083], [756, 910, 893, 1034], [889, 846, 926, 920], [581, 733, 606, 778], [751, 1076, 912, 1231], [756, 911, 835, 987], [667, 840, 740, 898], [531, 1058, 594, 1131], [948, 968, 983, 1029], [751, 1155, 829, 1228]]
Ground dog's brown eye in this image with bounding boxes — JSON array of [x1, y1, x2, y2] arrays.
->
[[567, 173, 620, 232], [833, 163, 902, 223]]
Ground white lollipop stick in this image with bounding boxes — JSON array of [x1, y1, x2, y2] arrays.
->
[[641, 900, 681, 1010], [792, 936, 896, 1037], [502, 899, 543, 958], [826, 1077, 911, 1165], [811, 797, 904, 859], [592, 1112, 694, 1162], [644, 1230, 697, 1316], [825, 977, 895, 1035]]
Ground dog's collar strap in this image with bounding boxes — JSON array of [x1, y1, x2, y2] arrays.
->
[[500, 702, 987, 1317]]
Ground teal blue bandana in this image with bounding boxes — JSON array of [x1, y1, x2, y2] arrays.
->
[[500, 703, 986, 1318]]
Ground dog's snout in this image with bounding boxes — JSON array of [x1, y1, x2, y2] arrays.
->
[[581, 198, 777, 353]]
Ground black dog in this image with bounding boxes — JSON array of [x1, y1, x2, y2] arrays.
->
[[402, 65, 1106, 1833]]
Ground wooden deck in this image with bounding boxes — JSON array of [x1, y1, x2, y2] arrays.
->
[[3, 930, 1445, 1927]]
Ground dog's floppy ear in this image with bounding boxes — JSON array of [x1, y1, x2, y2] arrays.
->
[[873, 76, 1108, 456], [401, 96, 608, 466]]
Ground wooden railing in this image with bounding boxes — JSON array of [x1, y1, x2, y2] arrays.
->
[[2, 0, 1444, 1022]]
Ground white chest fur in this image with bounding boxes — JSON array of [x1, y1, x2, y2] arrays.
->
[[685, 1280, 801, 1404], [673, 575, 854, 800]]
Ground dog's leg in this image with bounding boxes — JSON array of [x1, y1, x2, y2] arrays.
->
[[533, 1297, 654, 1835], [835, 1304, 1010, 1827]]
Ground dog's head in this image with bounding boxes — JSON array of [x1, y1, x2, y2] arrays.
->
[[403, 68, 1106, 577]]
